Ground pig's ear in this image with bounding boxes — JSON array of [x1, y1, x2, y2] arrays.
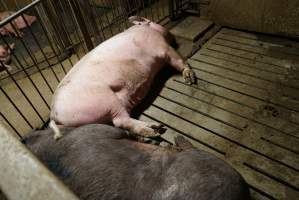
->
[[9, 43, 15, 50], [128, 16, 150, 25]]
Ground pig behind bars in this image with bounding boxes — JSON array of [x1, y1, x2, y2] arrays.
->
[[0, 43, 15, 73], [50, 16, 196, 139], [24, 124, 250, 200], [0, 11, 36, 37]]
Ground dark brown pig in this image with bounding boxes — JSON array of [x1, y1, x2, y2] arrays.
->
[[24, 124, 250, 200], [50, 16, 196, 140]]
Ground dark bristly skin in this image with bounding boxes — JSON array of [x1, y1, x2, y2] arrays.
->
[[24, 124, 250, 200]]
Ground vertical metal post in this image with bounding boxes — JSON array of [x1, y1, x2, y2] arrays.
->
[[77, 0, 103, 44], [41, 0, 73, 51], [168, 0, 175, 20], [69, 0, 94, 51]]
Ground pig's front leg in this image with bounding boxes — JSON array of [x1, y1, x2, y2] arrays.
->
[[113, 112, 165, 137], [166, 46, 196, 84]]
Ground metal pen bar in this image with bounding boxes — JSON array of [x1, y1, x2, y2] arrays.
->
[[0, 85, 34, 129], [69, 0, 94, 51], [118, 0, 129, 29], [0, 61, 45, 124], [0, 0, 40, 28], [59, 2, 82, 60], [9, 21, 60, 86], [0, 40, 51, 111], [0, 37, 51, 110], [82, 0, 103, 44], [33, 6, 72, 74], [65, 0, 88, 55], [102, 0, 114, 37], [140, 0, 148, 19], [0, 112, 22, 139], [0, 35, 30, 74], [168, 0, 174, 20], [149, 0, 155, 21], [20, 14, 66, 79], [91, 0, 107, 41], [112, 1, 123, 32], [156, 0, 160, 21], [0, 51, 67, 83], [107, 0, 120, 33], [0, 0, 9, 10], [42, 0, 73, 55]]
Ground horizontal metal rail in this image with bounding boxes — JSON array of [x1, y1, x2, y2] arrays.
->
[[0, 0, 40, 27]]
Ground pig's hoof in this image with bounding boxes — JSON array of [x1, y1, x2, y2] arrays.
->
[[149, 123, 167, 134], [138, 123, 166, 137], [53, 132, 63, 141], [183, 68, 196, 85], [139, 127, 160, 137]]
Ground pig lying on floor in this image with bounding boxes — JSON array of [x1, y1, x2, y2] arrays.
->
[[24, 124, 250, 200], [50, 16, 196, 139]]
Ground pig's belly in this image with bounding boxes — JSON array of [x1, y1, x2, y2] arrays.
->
[[88, 59, 154, 109], [51, 85, 119, 127], [51, 59, 158, 126]]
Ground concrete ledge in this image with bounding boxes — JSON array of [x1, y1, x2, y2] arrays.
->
[[0, 123, 79, 200]]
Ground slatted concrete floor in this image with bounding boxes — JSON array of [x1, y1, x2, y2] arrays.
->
[[139, 28, 299, 200]]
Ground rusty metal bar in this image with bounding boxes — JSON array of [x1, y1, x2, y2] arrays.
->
[[42, 0, 73, 52], [90, 0, 107, 41], [102, 0, 115, 36], [0, 124, 79, 200], [64, 0, 88, 55], [0, 0, 40, 27], [168, 0, 175, 20], [0, 86, 34, 129], [35, 9, 70, 73], [21, 14, 65, 84], [78, 0, 102, 44], [0, 60, 46, 124], [69, 0, 94, 51]]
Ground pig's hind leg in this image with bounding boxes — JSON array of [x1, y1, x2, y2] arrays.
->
[[112, 111, 166, 137], [166, 46, 196, 84]]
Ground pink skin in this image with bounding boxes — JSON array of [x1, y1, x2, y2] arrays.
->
[[50, 16, 195, 137], [0, 43, 15, 72], [0, 11, 36, 37]]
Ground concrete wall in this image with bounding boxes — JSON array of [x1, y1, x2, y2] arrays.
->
[[209, 0, 299, 38]]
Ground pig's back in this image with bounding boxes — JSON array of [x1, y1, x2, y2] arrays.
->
[[57, 26, 167, 85], [78, 26, 168, 67], [25, 125, 249, 200]]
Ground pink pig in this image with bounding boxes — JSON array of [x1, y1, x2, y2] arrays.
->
[[0, 11, 36, 37], [50, 16, 195, 140], [0, 43, 15, 73]]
